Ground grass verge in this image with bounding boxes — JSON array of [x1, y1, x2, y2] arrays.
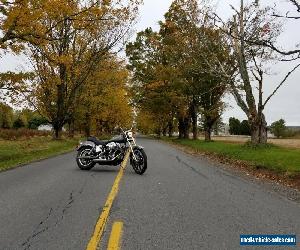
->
[[0, 136, 80, 172], [163, 137, 300, 176]]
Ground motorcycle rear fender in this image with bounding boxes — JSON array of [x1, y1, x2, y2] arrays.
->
[[76, 141, 95, 151]]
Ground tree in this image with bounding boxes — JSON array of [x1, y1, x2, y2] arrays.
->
[[0, 102, 14, 128], [0, 72, 34, 100], [126, 27, 182, 138], [229, 117, 241, 135], [255, 0, 300, 59], [212, 118, 225, 136], [0, 0, 90, 100], [13, 0, 141, 139], [28, 115, 48, 129], [73, 56, 133, 137], [13, 117, 26, 129], [270, 119, 286, 138], [127, 0, 232, 141], [240, 120, 251, 135], [210, 0, 299, 144]]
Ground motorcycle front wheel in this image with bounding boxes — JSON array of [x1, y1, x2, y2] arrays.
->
[[131, 148, 147, 175], [76, 146, 95, 170]]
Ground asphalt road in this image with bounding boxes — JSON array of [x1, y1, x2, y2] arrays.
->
[[0, 138, 299, 250]]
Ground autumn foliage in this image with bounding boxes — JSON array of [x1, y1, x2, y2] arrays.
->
[[0, 0, 141, 138], [127, 0, 233, 140]]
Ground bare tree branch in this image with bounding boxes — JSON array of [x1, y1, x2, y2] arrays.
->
[[263, 62, 300, 107]]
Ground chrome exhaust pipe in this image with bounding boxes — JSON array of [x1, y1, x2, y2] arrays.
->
[[93, 152, 122, 163]]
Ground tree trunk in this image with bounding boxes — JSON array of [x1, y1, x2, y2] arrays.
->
[[191, 111, 197, 140], [178, 118, 184, 139], [157, 129, 162, 137], [162, 126, 167, 136], [183, 117, 190, 139], [189, 98, 198, 140], [84, 113, 91, 137], [250, 114, 267, 144], [168, 121, 173, 137], [178, 117, 190, 139], [53, 125, 63, 140], [54, 64, 67, 140], [203, 114, 215, 142], [68, 119, 75, 138], [204, 127, 212, 142]]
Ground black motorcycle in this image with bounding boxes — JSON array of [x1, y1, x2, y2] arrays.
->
[[76, 128, 147, 175]]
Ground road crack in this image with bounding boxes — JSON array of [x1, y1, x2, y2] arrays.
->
[[22, 208, 53, 250], [176, 156, 208, 179], [21, 180, 88, 249]]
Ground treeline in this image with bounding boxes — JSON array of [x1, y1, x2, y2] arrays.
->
[[0, 103, 47, 129], [229, 118, 251, 136], [127, 0, 300, 145], [229, 117, 300, 139], [0, 0, 141, 139], [127, 0, 232, 141]]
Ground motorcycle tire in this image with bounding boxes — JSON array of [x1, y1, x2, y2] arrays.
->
[[131, 148, 147, 175], [76, 146, 95, 170]]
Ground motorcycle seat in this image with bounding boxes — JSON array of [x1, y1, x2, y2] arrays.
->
[[87, 137, 107, 146]]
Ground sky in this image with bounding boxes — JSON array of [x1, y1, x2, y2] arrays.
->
[[134, 0, 300, 126], [1, 0, 299, 126]]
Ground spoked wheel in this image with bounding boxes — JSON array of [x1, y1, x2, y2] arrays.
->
[[76, 146, 95, 170], [131, 148, 147, 175]]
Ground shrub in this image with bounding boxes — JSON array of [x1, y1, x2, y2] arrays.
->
[[0, 128, 51, 140], [28, 116, 48, 129], [13, 117, 26, 129], [0, 102, 14, 129]]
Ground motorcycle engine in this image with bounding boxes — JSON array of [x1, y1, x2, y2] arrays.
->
[[106, 142, 122, 160]]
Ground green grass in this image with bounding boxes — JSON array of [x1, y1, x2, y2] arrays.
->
[[163, 138, 300, 175], [0, 136, 80, 171]]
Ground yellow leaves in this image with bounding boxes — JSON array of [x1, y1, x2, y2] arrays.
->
[[74, 55, 132, 131], [1, 0, 142, 133], [43, 0, 77, 19], [56, 54, 73, 66], [145, 81, 165, 90]]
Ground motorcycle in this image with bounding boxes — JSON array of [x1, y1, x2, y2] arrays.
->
[[76, 128, 147, 175]]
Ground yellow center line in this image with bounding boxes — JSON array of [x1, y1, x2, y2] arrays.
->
[[86, 151, 129, 250], [107, 221, 123, 250]]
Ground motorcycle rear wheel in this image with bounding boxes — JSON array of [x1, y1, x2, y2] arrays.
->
[[76, 146, 95, 170]]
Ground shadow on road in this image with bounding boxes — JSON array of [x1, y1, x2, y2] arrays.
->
[[72, 166, 119, 173]]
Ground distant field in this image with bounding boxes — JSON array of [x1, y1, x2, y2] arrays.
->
[[198, 136, 300, 149], [0, 136, 80, 171]]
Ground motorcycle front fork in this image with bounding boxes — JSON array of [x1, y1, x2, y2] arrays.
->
[[128, 140, 137, 161]]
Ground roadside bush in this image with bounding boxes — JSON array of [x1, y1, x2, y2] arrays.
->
[[0, 102, 14, 129], [0, 128, 51, 140], [13, 117, 26, 129], [28, 116, 48, 129]]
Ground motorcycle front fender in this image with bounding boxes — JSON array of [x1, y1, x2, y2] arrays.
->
[[131, 145, 144, 150]]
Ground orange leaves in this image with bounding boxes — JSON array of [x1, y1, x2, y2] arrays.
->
[[1, 0, 142, 135], [74, 55, 133, 132]]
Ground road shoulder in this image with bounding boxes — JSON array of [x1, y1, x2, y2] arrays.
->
[[160, 138, 300, 203]]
